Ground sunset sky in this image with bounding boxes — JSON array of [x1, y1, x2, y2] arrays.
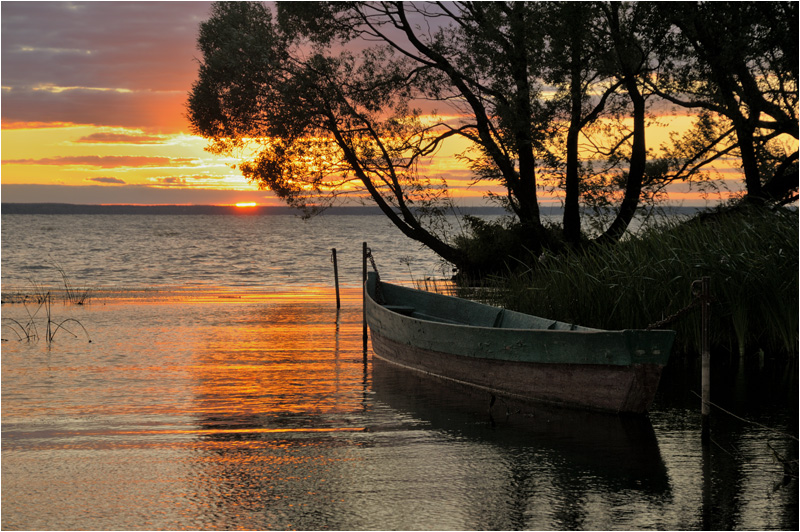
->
[[1, 1, 749, 207]]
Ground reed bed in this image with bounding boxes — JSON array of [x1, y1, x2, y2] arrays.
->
[[53, 262, 92, 305], [479, 205, 798, 357]]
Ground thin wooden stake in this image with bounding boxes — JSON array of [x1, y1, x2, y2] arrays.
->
[[362, 242, 368, 349], [331, 248, 341, 310], [700, 276, 711, 444]]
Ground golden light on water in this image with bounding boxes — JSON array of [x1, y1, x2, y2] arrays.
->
[[1, 286, 796, 530]]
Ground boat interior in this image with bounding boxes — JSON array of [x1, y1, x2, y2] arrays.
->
[[370, 274, 594, 332]]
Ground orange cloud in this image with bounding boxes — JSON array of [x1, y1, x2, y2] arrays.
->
[[75, 132, 168, 144], [5, 155, 199, 169], [1, 120, 83, 130], [1, 89, 192, 133]]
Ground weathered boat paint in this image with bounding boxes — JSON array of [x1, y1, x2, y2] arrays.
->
[[365, 272, 675, 414]]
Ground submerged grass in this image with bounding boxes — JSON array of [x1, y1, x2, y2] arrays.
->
[[478, 205, 798, 357], [1, 264, 93, 344], [1, 292, 91, 345]]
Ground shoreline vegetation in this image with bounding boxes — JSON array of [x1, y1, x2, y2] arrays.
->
[[1, 264, 92, 345], [457, 204, 798, 359]]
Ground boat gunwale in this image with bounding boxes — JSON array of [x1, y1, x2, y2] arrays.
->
[[365, 273, 675, 335], [364, 273, 675, 368]]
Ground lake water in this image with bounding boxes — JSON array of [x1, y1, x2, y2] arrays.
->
[[0, 213, 455, 293], [1, 213, 797, 530]]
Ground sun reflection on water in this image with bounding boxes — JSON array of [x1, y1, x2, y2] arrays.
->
[[1, 286, 796, 530]]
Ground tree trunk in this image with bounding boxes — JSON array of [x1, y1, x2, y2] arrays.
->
[[331, 124, 466, 267], [731, 116, 764, 198], [563, 35, 584, 244], [508, 3, 542, 229], [596, 76, 646, 245]]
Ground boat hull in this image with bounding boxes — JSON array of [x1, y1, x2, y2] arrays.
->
[[371, 331, 664, 414], [365, 273, 674, 414]]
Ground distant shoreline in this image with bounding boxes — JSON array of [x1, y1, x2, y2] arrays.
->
[[0, 203, 510, 216], [1, 203, 708, 217]]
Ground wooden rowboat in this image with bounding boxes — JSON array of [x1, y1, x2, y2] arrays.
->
[[365, 272, 675, 414]]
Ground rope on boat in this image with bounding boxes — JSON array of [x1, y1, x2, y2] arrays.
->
[[364, 247, 385, 304]]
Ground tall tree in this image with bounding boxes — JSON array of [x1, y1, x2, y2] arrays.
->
[[542, 3, 613, 243], [652, 2, 798, 203], [188, 1, 798, 272], [347, 2, 550, 232], [188, 2, 467, 264], [592, 2, 651, 243], [537, 2, 670, 244], [189, 1, 565, 269]]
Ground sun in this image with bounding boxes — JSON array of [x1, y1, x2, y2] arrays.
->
[[234, 202, 257, 208]]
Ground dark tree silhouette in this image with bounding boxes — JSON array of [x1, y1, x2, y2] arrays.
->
[[651, 2, 798, 204], [188, 1, 799, 272]]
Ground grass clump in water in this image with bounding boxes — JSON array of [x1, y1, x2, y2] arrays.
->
[[1, 262, 92, 305], [484, 204, 798, 357], [2, 292, 91, 345]]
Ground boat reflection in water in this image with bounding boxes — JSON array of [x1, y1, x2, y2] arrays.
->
[[186, 348, 673, 529], [371, 356, 672, 497]]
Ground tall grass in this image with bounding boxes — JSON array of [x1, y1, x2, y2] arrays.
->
[[479, 205, 798, 357], [52, 262, 92, 305], [1, 262, 92, 305]]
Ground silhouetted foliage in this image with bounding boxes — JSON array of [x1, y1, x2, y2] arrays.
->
[[188, 1, 798, 273], [650, 2, 798, 204]]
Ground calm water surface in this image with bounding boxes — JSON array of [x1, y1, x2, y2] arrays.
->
[[1, 214, 455, 291], [1, 214, 797, 530]]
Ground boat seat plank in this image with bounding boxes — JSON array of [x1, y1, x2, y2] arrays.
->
[[383, 305, 416, 316], [498, 309, 561, 330], [549, 321, 579, 331], [412, 312, 465, 325]]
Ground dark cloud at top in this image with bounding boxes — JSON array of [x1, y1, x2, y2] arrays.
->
[[1, 1, 212, 91], [87, 176, 127, 185], [1, 1, 215, 132]]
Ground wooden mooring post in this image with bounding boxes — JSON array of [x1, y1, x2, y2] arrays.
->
[[362, 242, 368, 348], [331, 248, 341, 310], [699, 276, 712, 444]]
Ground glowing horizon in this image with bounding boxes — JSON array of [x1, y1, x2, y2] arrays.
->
[[1, 118, 750, 208], [0, 2, 778, 209]]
